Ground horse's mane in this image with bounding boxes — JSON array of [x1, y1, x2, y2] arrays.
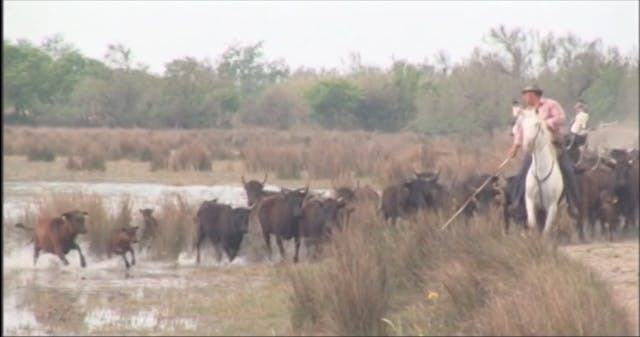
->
[[521, 109, 552, 142]]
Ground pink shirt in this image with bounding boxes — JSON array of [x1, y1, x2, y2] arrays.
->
[[512, 98, 566, 146]]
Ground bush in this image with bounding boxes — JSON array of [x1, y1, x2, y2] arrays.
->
[[27, 146, 56, 162], [147, 194, 195, 260], [80, 151, 107, 171]]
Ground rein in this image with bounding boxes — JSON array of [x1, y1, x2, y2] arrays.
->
[[529, 122, 556, 207]]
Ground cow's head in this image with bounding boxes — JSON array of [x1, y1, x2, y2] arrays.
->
[[139, 208, 154, 218], [603, 149, 633, 190], [62, 210, 89, 234], [242, 173, 268, 207], [281, 185, 309, 218], [232, 207, 251, 234], [334, 186, 356, 203], [405, 170, 444, 210], [322, 197, 350, 231]]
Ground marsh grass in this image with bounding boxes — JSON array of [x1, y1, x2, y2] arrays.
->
[[4, 126, 513, 181], [287, 211, 632, 336]]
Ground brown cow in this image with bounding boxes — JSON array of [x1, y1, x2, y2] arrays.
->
[[576, 163, 613, 240], [16, 210, 89, 267], [602, 149, 636, 228], [298, 196, 348, 260], [138, 208, 159, 252], [333, 180, 379, 225], [108, 226, 139, 269], [242, 173, 279, 207], [255, 185, 309, 263], [598, 189, 623, 242], [451, 173, 501, 219]]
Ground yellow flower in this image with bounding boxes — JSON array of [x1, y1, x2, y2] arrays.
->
[[426, 290, 439, 301]]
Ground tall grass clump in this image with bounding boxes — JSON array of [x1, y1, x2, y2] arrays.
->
[[147, 193, 195, 260], [168, 141, 212, 171], [287, 211, 632, 336], [288, 214, 390, 336], [26, 146, 56, 162]]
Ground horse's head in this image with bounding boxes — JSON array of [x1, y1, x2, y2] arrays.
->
[[520, 110, 549, 153]]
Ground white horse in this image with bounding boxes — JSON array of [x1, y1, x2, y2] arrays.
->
[[520, 110, 564, 237]]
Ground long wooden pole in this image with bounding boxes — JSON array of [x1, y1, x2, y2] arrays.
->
[[439, 157, 511, 231]]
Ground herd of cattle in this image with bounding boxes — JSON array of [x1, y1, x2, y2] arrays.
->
[[14, 146, 639, 270]]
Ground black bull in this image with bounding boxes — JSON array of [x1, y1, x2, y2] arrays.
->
[[194, 200, 251, 263], [380, 171, 445, 224]]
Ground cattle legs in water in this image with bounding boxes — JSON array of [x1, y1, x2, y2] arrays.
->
[[71, 242, 87, 268], [273, 236, 300, 263], [33, 246, 40, 267], [263, 232, 301, 263], [109, 247, 136, 269], [50, 242, 87, 268]]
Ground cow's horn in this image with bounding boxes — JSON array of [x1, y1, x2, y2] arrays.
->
[[262, 173, 268, 184], [241, 173, 246, 185]]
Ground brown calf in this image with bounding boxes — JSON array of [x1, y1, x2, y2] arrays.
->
[[108, 226, 139, 269], [138, 208, 159, 252]]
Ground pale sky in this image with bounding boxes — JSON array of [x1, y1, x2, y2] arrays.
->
[[4, 1, 639, 74]]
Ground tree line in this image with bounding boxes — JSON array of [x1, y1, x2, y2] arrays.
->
[[3, 26, 638, 138]]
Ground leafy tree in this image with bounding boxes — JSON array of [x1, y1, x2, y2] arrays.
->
[[305, 79, 362, 129], [217, 42, 289, 99]]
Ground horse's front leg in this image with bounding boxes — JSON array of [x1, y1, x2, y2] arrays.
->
[[542, 201, 559, 240], [524, 192, 537, 233]]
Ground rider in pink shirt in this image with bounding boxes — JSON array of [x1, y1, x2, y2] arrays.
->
[[510, 97, 566, 153], [507, 85, 581, 223]]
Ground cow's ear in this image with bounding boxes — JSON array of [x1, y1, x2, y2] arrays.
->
[[82, 211, 89, 216], [139, 209, 144, 213], [131, 226, 139, 231], [62, 212, 71, 220]]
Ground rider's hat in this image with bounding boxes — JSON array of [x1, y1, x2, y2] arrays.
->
[[521, 85, 543, 96]]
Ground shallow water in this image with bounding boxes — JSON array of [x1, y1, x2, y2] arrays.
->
[[3, 180, 326, 335]]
